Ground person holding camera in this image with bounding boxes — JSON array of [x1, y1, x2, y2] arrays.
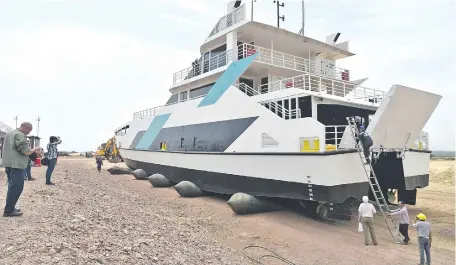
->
[[1, 122, 41, 217], [45, 136, 62, 185], [24, 139, 36, 181]]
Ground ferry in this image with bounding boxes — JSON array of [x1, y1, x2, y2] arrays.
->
[[114, 1, 441, 220]]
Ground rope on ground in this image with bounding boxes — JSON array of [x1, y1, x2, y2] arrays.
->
[[243, 245, 297, 265]]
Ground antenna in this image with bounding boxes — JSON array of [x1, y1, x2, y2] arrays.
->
[[301, 0, 305, 36], [36, 116, 41, 137], [14, 115, 18, 129], [251, 0, 257, 20], [273, 1, 285, 28]]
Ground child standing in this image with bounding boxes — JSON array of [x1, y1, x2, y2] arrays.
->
[[96, 157, 103, 172]]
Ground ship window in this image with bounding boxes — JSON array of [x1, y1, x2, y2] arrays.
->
[[260, 77, 269, 94], [277, 100, 283, 117], [180, 137, 184, 148], [166, 93, 179, 105], [284, 100, 290, 120], [193, 137, 197, 149], [210, 44, 227, 70], [189, 83, 214, 98], [180, 91, 188, 102], [298, 96, 312, 118]]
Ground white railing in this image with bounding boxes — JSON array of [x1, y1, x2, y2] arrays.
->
[[173, 49, 233, 85], [208, 4, 246, 38], [237, 43, 350, 81], [335, 41, 349, 52], [133, 105, 163, 120], [235, 82, 301, 120], [325, 125, 347, 149], [237, 82, 260, 96], [257, 74, 386, 105], [259, 100, 301, 120]]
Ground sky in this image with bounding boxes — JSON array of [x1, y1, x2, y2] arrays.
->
[[0, 0, 454, 151]]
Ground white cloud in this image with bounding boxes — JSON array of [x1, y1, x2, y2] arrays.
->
[[161, 13, 211, 29]]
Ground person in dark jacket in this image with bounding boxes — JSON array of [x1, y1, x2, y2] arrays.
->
[[358, 125, 373, 164], [96, 157, 103, 172]]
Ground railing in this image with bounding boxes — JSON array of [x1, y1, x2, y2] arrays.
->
[[235, 82, 301, 119], [237, 82, 260, 97], [173, 49, 233, 85], [257, 74, 386, 105], [208, 4, 246, 38], [133, 105, 163, 120], [335, 41, 349, 52], [325, 126, 347, 149], [237, 43, 350, 81], [259, 100, 301, 120]]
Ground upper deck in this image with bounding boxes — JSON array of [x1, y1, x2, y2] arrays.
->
[[170, 3, 356, 93], [133, 2, 386, 120]]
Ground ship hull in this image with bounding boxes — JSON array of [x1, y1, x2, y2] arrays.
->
[[121, 148, 371, 203]]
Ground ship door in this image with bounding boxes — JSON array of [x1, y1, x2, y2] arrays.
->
[[367, 85, 441, 150]]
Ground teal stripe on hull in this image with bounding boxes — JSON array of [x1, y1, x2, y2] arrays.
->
[[198, 53, 259, 107], [135, 113, 171, 150]]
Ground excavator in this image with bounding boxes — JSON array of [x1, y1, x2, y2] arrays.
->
[[95, 137, 123, 163]]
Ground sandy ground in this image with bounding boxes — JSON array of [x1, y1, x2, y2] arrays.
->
[[0, 158, 454, 265]]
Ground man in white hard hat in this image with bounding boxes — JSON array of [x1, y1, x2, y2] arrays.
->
[[358, 195, 378, 245]]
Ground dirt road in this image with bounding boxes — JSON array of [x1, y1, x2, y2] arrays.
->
[[0, 158, 454, 265]]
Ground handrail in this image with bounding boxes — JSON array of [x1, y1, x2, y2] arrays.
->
[[257, 73, 386, 105], [259, 100, 301, 120], [173, 49, 233, 85], [325, 125, 347, 149], [208, 4, 246, 38], [237, 43, 350, 81], [235, 82, 301, 119], [237, 82, 260, 96], [133, 105, 163, 120]]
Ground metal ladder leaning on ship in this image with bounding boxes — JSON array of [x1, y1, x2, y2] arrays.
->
[[346, 117, 402, 243]]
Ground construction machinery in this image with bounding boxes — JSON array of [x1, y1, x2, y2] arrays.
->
[[103, 137, 123, 163], [95, 143, 107, 158]]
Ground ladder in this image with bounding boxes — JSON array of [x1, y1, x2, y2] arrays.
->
[[346, 117, 402, 243]]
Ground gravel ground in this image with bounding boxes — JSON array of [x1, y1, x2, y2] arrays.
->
[[0, 158, 454, 265], [0, 159, 246, 265]]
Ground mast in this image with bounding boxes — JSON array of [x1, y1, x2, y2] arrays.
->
[[301, 0, 305, 36]]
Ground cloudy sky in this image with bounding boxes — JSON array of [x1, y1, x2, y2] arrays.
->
[[0, 0, 454, 151]]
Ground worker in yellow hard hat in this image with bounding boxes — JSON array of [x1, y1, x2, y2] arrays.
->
[[413, 213, 431, 265]]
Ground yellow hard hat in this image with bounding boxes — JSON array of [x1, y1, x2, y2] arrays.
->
[[417, 213, 426, 221]]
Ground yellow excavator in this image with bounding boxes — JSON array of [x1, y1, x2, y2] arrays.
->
[[104, 137, 123, 163], [95, 143, 107, 158], [95, 137, 123, 163]]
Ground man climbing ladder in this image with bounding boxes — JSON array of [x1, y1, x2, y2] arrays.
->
[[358, 125, 373, 164], [346, 117, 402, 243]]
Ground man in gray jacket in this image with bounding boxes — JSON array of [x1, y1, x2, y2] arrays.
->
[[2, 122, 41, 217]]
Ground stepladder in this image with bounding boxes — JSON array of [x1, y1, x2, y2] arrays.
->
[[345, 117, 402, 243]]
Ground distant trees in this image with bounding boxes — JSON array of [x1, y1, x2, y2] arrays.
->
[[431, 150, 455, 159]]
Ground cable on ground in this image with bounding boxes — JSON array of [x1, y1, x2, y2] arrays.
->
[[243, 245, 297, 265]]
